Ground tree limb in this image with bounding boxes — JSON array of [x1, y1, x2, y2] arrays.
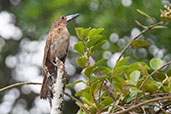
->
[[50, 59, 66, 114]]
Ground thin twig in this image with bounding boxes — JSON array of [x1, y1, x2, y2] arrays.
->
[[114, 96, 171, 114], [0, 82, 41, 92], [114, 21, 164, 68]]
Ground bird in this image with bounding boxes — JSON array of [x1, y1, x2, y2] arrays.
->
[[40, 14, 79, 101]]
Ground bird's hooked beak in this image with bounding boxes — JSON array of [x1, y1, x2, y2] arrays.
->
[[66, 13, 79, 22]]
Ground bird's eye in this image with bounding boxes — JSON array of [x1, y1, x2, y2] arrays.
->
[[61, 16, 65, 19]]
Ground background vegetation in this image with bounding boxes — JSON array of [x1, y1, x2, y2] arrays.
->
[[0, 0, 170, 114]]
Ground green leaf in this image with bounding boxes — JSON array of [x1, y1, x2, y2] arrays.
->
[[74, 41, 85, 55], [167, 69, 171, 77], [82, 27, 91, 40], [76, 109, 87, 114], [152, 25, 168, 29], [93, 66, 110, 74], [76, 87, 89, 96], [75, 27, 91, 40], [137, 9, 154, 24], [162, 86, 171, 93], [75, 28, 84, 40], [141, 77, 159, 93], [115, 57, 129, 68], [99, 97, 114, 109], [77, 56, 86, 67], [82, 92, 93, 101], [66, 80, 84, 87], [81, 97, 96, 108], [131, 40, 149, 47], [130, 70, 140, 82], [112, 66, 128, 75], [125, 87, 141, 103], [90, 40, 107, 52], [87, 35, 102, 48], [88, 28, 104, 37], [84, 66, 94, 77], [150, 58, 163, 70], [93, 59, 107, 67], [154, 72, 166, 81]]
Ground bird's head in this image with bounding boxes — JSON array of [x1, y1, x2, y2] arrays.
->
[[53, 13, 79, 28]]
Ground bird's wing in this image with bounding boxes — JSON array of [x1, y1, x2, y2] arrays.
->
[[42, 35, 51, 77]]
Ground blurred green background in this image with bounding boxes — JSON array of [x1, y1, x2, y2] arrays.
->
[[0, 0, 170, 114]]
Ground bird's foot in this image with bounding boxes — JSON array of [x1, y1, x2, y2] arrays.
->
[[51, 57, 60, 67], [43, 66, 51, 78]]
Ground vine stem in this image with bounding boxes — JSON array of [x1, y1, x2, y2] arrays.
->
[[114, 21, 164, 69], [114, 96, 171, 114], [0, 82, 41, 92]]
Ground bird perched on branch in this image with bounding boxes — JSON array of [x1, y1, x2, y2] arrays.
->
[[40, 14, 79, 101]]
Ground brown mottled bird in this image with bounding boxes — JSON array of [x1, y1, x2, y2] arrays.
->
[[40, 14, 79, 100]]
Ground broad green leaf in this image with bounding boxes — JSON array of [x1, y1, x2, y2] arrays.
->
[[127, 80, 136, 86], [150, 58, 163, 70], [87, 35, 102, 48], [99, 97, 114, 109], [81, 97, 96, 108], [77, 56, 86, 67], [76, 109, 87, 114], [93, 66, 110, 74], [93, 59, 107, 67], [131, 40, 149, 47], [113, 76, 126, 90], [74, 41, 85, 55], [154, 72, 166, 81], [84, 66, 94, 77], [76, 87, 89, 96], [112, 66, 128, 75], [75, 27, 91, 40], [82, 92, 93, 101], [115, 57, 129, 68], [75, 28, 84, 40], [91, 81, 101, 93], [162, 86, 171, 93], [137, 9, 154, 24], [141, 77, 159, 93], [66, 80, 85, 87], [167, 69, 171, 77], [88, 28, 104, 37], [130, 70, 140, 82], [82, 27, 91, 40], [90, 40, 107, 52], [94, 76, 108, 81]]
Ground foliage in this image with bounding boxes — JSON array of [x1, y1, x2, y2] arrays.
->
[[70, 10, 171, 113]]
